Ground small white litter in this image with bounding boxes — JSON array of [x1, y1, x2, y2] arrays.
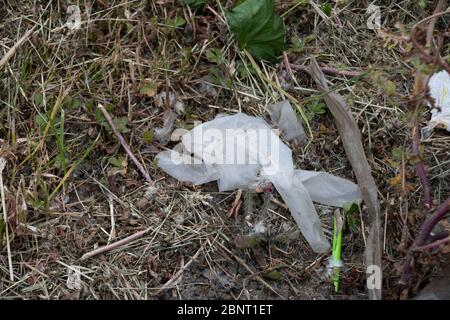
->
[[425, 70, 450, 134], [268, 100, 306, 143], [156, 106, 362, 253]]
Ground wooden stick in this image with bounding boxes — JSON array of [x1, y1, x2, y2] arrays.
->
[[415, 235, 450, 251], [0, 158, 14, 281], [425, 0, 447, 51], [290, 63, 361, 78], [80, 227, 152, 261], [0, 25, 36, 70], [98, 104, 154, 186], [153, 247, 203, 295]]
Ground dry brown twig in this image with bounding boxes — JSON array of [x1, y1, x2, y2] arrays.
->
[[97, 104, 154, 186], [80, 227, 152, 261], [0, 25, 36, 70], [153, 247, 203, 296], [0, 158, 14, 281]]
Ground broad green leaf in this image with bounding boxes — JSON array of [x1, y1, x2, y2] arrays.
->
[[226, 0, 286, 61], [181, 0, 207, 10]]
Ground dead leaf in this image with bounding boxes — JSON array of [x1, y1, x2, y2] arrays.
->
[[308, 57, 382, 300]]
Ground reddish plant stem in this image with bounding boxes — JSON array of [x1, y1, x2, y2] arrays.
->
[[412, 125, 432, 209], [415, 235, 450, 251], [426, 231, 450, 244], [411, 9, 450, 74], [414, 197, 450, 247], [401, 197, 450, 285], [98, 104, 154, 186]]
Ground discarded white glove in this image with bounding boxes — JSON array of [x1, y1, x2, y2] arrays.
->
[[425, 70, 450, 134], [156, 108, 362, 253]]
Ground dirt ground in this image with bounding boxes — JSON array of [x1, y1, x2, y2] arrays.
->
[[0, 0, 449, 300]]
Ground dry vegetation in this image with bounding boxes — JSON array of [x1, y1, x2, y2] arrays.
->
[[0, 0, 449, 300]]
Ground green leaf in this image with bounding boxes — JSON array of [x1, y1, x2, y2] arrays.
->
[[263, 270, 282, 281], [226, 0, 286, 62], [181, 0, 207, 10], [35, 113, 48, 132], [114, 116, 130, 133], [143, 130, 154, 143], [166, 16, 186, 29], [32, 92, 44, 108], [205, 48, 225, 64], [320, 3, 333, 16], [310, 102, 326, 115], [343, 201, 359, 233], [64, 96, 81, 111], [109, 155, 127, 168], [174, 16, 186, 28], [383, 80, 397, 96], [139, 81, 158, 97], [392, 146, 403, 161]]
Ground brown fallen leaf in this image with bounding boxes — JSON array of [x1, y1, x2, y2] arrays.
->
[[308, 57, 383, 300]]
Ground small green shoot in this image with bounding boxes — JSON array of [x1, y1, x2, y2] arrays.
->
[[331, 210, 344, 293]]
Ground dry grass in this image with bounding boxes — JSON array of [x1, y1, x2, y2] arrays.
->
[[0, 0, 449, 300]]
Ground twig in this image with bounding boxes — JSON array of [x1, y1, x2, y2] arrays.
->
[[414, 197, 450, 247], [412, 125, 432, 209], [216, 241, 284, 299], [0, 158, 14, 281], [401, 197, 450, 285], [107, 197, 116, 244], [153, 247, 203, 295], [97, 104, 154, 186], [415, 235, 450, 251], [411, 9, 450, 74], [290, 63, 361, 78], [80, 227, 152, 260], [425, 0, 447, 52], [0, 25, 36, 70]]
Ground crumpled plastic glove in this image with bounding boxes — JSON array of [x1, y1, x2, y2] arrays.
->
[[156, 113, 362, 253], [424, 70, 450, 134]]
